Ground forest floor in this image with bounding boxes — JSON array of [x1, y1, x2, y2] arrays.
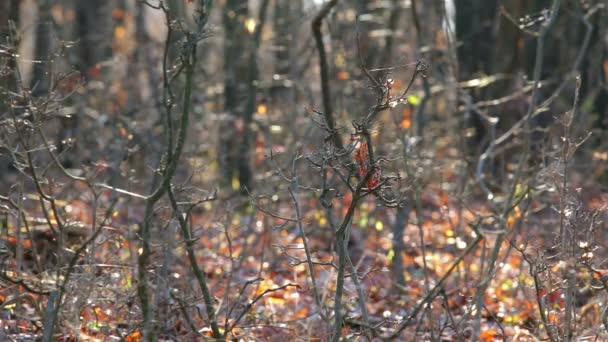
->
[[1, 171, 606, 341]]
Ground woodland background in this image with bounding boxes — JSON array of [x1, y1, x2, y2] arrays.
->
[[0, 0, 607, 341]]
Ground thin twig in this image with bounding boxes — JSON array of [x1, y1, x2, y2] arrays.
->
[[228, 283, 300, 333], [471, 1, 562, 340], [385, 228, 483, 340], [288, 188, 325, 318]]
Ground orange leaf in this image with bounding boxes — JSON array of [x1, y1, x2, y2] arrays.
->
[[257, 102, 268, 115], [3, 236, 33, 249], [337, 70, 349, 80], [114, 25, 127, 40], [112, 8, 126, 20], [506, 206, 521, 228], [480, 329, 500, 341], [119, 127, 129, 137], [125, 330, 142, 342], [401, 107, 412, 129], [87, 65, 101, 79]]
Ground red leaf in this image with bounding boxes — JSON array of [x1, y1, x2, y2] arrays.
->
[[368, 166, 382, 188], [354, 142, 368, 169], [353, 141, 381, 188]]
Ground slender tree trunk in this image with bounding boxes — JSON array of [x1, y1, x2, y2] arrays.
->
[[391, 205, 410, 288], [75, 1, 114, 74], [0, 0, 20, 177], [273, 0, 290, 79], [56, 0, 114, 167], [455, 0, 499, 78], [31, 0, 52, 96], [0, 0, 20, 36], [1, 0, 20, 98], [376, 0, 402, 69], [220, 0, 252, 191]]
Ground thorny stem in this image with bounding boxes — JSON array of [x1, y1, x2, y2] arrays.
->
[[4, 63, 107, 338], [140, 54, 195, 339], [45, 198, 117, 342], [333, 228, 348, 342], [471, 1, 561, 340], [332, 19, 426, 340], [523, 252, 557, 342], [167, 187, 221, 338], [289, 188, 325, 318], [385, 225, 483, 340], [413, 189, 434, 337], [137, 2, 211, 339], [229, 283, 299, 333], [333, 168, 375, 342], [345, 251, 371, 339], [560, 75, 581, 341]]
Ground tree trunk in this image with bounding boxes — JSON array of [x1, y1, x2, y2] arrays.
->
[[56, 0, 114, 167], [0, 0, 20, 99], [0, 0, 20, 177], [74, 0, 114, 75], [220, 0, 252, 191], [273, 0, 290, 81], [31, 0, 52, 96], [455, 0, 499, 78], [0, 0, 20, 35]]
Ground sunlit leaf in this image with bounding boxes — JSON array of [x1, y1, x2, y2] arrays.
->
[[232, 176, 240, 191], [114, 25, 127, 40], [375, 221, 384, 231], [507, 206, 521, 229], [318, 216, 327, 226], [245, 18, 257, 34], [359, 215, 368, 228], [407, 94, 421, 106], [335, 52, 346, 67], [257, 103, 268, 115], [479, 329, 500, 341], [337, 70, 349, 80], [295, 307, 309, 319], [386, 248, 394, 261], [125, 330, 142, 342], [514, 183, 525, 199], [592, 151, 608, 161]]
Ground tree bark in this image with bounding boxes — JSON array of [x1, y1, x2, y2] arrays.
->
[[31, 0, 52, 96], [0, 0, 20, 177], [0, 0, 20, 97], [219, 0, 252, 191]]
